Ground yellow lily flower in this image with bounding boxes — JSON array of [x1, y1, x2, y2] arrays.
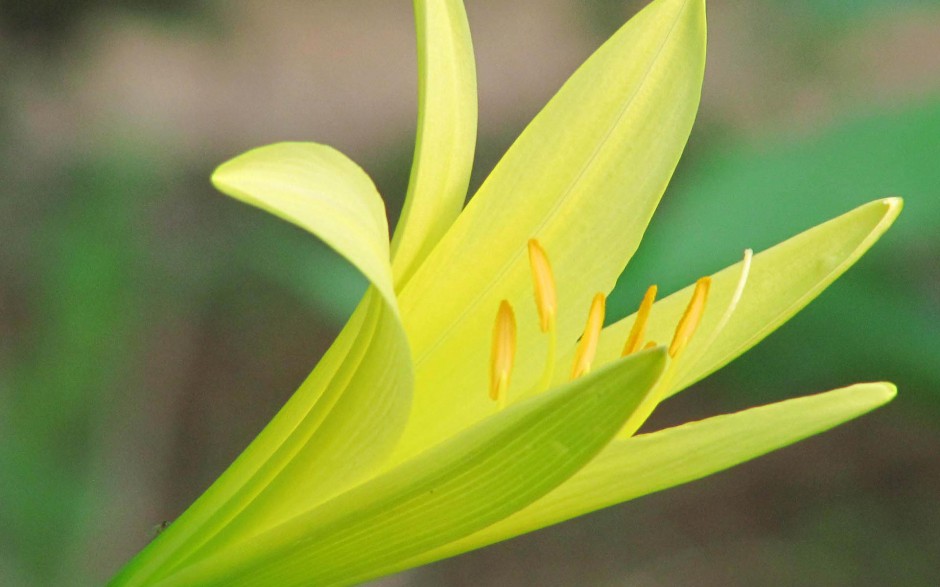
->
[[111, 0, 901, 585]]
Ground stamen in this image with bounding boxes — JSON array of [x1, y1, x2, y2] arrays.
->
[[674, 248, 753, 382], [570, 293, 606, 379], [622, 285, 658, 356], [643, 341, 658, 350], [668, 277, 711, 358], [528, 239, 558, 393], [622, 254, 745, 439], [489, 300, 516, 408], [527, 239, 557, 332]]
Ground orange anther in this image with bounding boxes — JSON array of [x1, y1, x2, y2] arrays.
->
[[622, 285, 658, 356], [571, 293, 606, 379], [489, 300, 517, 406], [527, 239, 557, 332], [668, 277, 710, 358]]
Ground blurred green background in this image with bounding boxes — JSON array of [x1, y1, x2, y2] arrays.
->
[[1, 1, 937, 585]]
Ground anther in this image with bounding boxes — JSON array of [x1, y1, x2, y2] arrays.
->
[[673, 249, 753, 382], [668, 277, 710, 358], [489, 300, 516, 408], [571, 293, 606, 379], [622, 285, 657, 356], [527, 239, 557, 332]]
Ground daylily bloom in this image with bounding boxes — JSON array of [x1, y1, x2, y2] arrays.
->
[[111, 0, 901, 585]]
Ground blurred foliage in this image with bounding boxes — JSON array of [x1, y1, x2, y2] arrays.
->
[[0, 145, 365, 584], [1, 153, 156, 584], [783, 0, 939, 23], [583, 0, 936, 36], [0, 0, 207, 45]]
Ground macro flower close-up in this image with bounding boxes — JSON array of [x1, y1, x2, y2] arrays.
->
[[88, 0, 912, 585]]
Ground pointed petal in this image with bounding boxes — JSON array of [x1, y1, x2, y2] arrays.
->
[[410, 382, 895, 566], [586, 197, 901, 405], [391, 0, 477, 289], [156, 349, 667, 587], [395, 0, 707, 461], [111, 143, 413, 585], [211, 142, 398, 310]]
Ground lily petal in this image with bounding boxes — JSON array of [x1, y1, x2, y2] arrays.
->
[[156, 349, 667, 587], [110, 143, 413, 585], [395, 0, 707, 461], [409, 382, 895, 566], [212, 142, 397, 309], [581, 197, 900, 411], [391, 0, 477, 289]]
